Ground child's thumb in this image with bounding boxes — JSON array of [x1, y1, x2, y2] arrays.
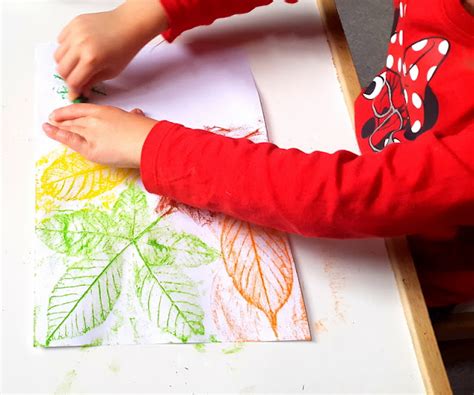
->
[[68, 86, 81, 101]]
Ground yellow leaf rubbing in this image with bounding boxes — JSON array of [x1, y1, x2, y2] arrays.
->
[[39, 151, 132, 201], [220, 217, 294, 337]]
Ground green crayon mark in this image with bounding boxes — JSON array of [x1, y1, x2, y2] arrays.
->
[[209, 334, 220, 343], [53, 74, 69, 100], [222, 343, 245, 354], [129, 317, 139, 341], [37, 183, 219, 345], [194, 343, 206, 353], [33, 305, 44, 347], [80, 338, 103, 349], [55, 369, 77, 394], [108, 361, 120, 373], [52, 74, 107, 102], [55, 85, 69, 100], [110, 311, 125, 334]]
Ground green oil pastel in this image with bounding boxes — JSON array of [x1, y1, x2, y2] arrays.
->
[[72, 96, 89, 104], [37, 183, 219, 346]]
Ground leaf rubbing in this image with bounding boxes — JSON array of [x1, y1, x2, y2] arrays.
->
[[39, 151, 132, 201], [37, 183, 218, 344], [141, 229, 220, 268], [111, 182, 148, 239], [168, 232, 220, 267], [46, 257, 123, 345], [37, 210, 120, 256], [220, 217, 294, 336], [135, 259, 205, 342], [203, 125, 266, 143]]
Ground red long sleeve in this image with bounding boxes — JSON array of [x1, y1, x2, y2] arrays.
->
[[145, 0, 473, 305], [141, 121, 474, 239], [159, 0, 274, 41], [145, 0, 474, 240]]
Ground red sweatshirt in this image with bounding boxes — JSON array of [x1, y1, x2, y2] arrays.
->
[[140, 0, 474, 304]]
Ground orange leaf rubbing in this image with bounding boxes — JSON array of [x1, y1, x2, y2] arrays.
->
[[241, 129, 261, 140], [211, 268, 265, 341], [220, 217, 294, 336], [204, 125, 265, 142], [155, 196, 178, 217], [155, 197, 217, 226]]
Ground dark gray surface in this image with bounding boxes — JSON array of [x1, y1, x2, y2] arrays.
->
[[335, 0, 393, 88], [448, 360, 474, 395]]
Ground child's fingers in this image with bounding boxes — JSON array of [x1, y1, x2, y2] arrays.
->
[[68, 87, 81, 102], [47, 119, 92, 140], [42, 123, 88, 154], [67, 61, 97, 97], [70, 60, 114, 101], [82, 86, 92, 98], [49, 118, 87, 130], [57, 25, 70, 44], [54, 44, 69, 64], [50, 103, 100, 122], [81, 70, 110, 96], [57, 50, 80, 80]]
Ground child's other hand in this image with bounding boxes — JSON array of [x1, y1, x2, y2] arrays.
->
[[55, 0, 168, 100], [43, 104, 158, 168]]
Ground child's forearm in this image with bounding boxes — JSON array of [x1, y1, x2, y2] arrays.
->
[[118, 0, 168, 46], [160, 0, 275, 41], [141, 121, 474, 239]]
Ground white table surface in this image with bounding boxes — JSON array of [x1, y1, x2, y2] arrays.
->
[[1, 0, 425, 393]]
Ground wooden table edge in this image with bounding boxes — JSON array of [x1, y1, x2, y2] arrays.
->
[[315, 0, 452, 393]]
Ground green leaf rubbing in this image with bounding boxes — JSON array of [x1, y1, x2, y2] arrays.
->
[[37, 184, 219, 345]]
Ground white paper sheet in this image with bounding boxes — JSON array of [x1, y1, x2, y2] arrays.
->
[[34, 43, 311, 347]]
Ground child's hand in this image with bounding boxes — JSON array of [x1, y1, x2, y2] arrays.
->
[[43, 104, 158, 168], [55, 0, 168, 100]]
